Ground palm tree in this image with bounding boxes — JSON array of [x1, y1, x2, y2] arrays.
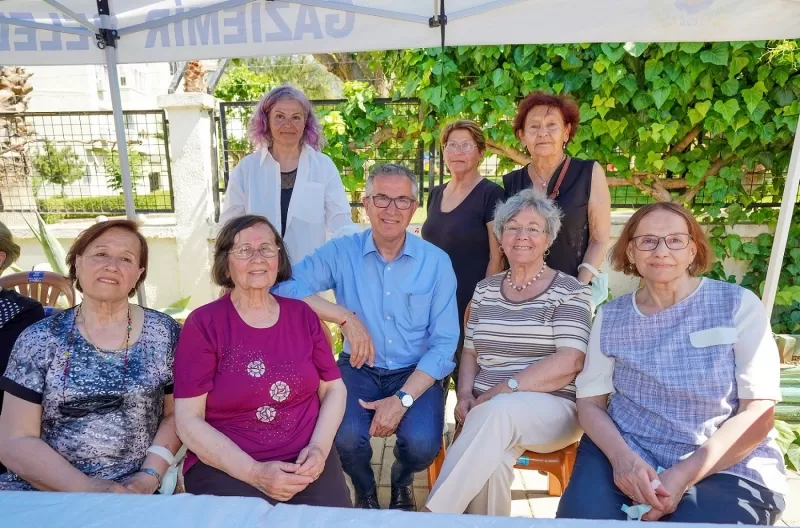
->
[[0, 66, 35, 211], [184, 61, 206, 92]]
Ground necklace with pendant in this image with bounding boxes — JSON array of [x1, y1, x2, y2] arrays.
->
[[77, 305, 133, 361]]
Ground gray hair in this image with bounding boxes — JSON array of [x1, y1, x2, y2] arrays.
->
[[365, 163, 419, 198], [493, 188, 563, 244]]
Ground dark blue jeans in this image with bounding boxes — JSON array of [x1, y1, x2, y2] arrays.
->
[[334, 356, 445, 498], [557, 435, 785, 524]]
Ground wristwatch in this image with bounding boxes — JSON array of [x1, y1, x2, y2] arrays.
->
[[396, 390, 414, 408], [507, 378, 519, 393], [140, 467, 162, 487]]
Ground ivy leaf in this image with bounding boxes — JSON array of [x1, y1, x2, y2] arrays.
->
[[688, 101, 712, 125], [619, 74, 639, 94], [680, 42, 704, 54], [729, 56, 749, 76], [591, 119, 609, 136], [601, 43, 627, 63], [675, 73, 692, 94], [624, 42, 648, 58], [773, 86, 795, 106], [720, 79, 739, 97], [772, 68, 790, 87], [492, 68, 505, 88], [742, 242, 760, 255], [742, 81, 767, 114], [700, 42, 729, 66], [578, 102, 598, 122], [704, 115, 727, 135], [653, 83, 672, 110], [632, 92, 653, 111], [659, 42, 678, 55], [688, 160, 711, 184], [749, 100, 770, 122], [713, 99, 740, 124], [645, 60, 664, 82], [664, 156, 685, 173]]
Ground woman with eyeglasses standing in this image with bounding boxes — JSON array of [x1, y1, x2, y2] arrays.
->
[[557, 203, 786, 524], [0, 220, 181, 493], [421, 120, 505, 390], [502, 91, 611, 286], [173, 215, 350, 507], [220, 85, 358, 264]]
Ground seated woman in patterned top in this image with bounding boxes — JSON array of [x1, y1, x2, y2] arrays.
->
[[425, 188, 592, 516], [173, 215, 350, 507], [0, 220, 182, 493], [557, 202, 786, 524]]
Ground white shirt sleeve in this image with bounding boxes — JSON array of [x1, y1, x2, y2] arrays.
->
[[322, 157, 359, 239], [733, 288, 781, 401], [575, 307, 616, 398], [218, 162, 247, 224]]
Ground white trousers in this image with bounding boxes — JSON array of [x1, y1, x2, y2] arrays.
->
[[426, 392, 581, 516]]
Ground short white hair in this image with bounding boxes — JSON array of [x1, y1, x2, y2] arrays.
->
[[493, 187, 563, 243], [365, 163, 419, 197]]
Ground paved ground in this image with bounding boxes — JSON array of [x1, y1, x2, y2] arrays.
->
[[347, 391, 800, 524]]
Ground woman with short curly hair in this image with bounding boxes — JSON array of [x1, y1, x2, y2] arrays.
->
[[502, 91, 611, 286]]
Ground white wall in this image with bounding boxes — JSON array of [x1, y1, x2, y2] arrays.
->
[[2, 216, 770, 312]]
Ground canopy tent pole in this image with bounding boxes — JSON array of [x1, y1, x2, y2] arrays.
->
[[761, 113, 800, 315], [96, 4, 147, 307]]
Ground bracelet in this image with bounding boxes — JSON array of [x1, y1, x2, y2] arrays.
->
[[140, 467, 162, 487], [577, 262, 600, 278], [147, 445, 176, 466], [339, 312, 355, 326]]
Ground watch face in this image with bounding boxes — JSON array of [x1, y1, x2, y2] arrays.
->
[[508, 379, 519, 389], [401, 394, 414, 407]]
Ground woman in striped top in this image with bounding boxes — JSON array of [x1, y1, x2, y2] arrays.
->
[[425, 188, 592, 516]]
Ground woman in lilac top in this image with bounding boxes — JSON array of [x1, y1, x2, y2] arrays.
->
[[174, 215, 350, 507]]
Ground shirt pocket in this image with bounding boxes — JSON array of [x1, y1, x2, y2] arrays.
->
[[402, 291, 433, 330], [293, 182, 325, 223], [689, 327, 738, 348]]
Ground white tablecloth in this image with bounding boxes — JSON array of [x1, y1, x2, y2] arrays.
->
[[0, 491, 739, 528]]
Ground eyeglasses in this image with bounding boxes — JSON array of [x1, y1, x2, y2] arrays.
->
[[504, 225, 546, 237], [229, 244, 281, 260], [444, 141, 478, 153], [370, 194, 416, 210], [59, 395, 124, 418], [631, 233, 691, 251]]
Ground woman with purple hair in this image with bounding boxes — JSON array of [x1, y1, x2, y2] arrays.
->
[[220, 85, 358, 264]]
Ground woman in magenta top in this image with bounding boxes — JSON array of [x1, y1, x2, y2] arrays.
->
[[173, 215, 350, 507]]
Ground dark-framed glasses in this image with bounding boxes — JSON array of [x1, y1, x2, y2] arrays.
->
[[632, 233, 691, 251], [229, 244, 281, 260], [444, 141, 477, 153], [59, 395, 123, 418], [370, 194, 416, 210]]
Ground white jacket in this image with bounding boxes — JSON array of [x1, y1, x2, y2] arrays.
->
[[219, 144, 358, 263]]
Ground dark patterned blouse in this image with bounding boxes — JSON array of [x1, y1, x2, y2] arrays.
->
[[0, 307, 180, 490]]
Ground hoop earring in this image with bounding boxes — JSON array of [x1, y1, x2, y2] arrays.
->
[[544, 249, 550, 258]]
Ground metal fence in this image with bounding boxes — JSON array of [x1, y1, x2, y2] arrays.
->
[[215, 100, 799, 213], [0, 110, 174, 219]]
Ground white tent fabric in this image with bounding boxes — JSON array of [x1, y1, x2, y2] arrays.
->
[[1, 0, 798, 314], [3, 1, 800, 65]]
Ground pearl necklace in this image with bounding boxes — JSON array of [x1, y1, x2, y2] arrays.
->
[[506, 263, 547, 292]]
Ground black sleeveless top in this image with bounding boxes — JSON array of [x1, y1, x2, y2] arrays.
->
[[502, 157, 595, 277]]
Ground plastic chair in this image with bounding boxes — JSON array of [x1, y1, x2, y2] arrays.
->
[[0, 271, 75, 307], [425, 304, 578, 496]]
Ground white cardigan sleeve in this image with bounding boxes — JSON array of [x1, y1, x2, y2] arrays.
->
[[575, 307, 616, 398], [733, 288, 782, 401], [321, 156, 359, 239], [218, 162, 247, 224]]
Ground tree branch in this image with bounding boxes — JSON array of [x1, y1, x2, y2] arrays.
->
[[486, 140, 529, 166], [669, 126, 701, 155], [677, 154, 737, 204]]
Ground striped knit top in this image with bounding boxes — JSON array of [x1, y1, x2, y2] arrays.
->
[[465, 271, 592, 401]]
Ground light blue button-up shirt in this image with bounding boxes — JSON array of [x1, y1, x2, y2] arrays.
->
[[272, 229, 459, 380]]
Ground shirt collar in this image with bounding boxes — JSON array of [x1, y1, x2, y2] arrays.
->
[[361, 229, 419, 261]]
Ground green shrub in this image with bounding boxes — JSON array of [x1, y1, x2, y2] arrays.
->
[[37, 190, 173, 222]]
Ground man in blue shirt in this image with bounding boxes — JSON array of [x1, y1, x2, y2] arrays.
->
[[273, 164, 459, 510]]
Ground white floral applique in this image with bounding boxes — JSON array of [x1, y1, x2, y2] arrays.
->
[[246, 360, 265, 378], [270, 381, 290, 402], [255, 405, 276, 423]]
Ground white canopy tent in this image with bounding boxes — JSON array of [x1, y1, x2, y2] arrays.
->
[[1, 0, 799, 314]]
